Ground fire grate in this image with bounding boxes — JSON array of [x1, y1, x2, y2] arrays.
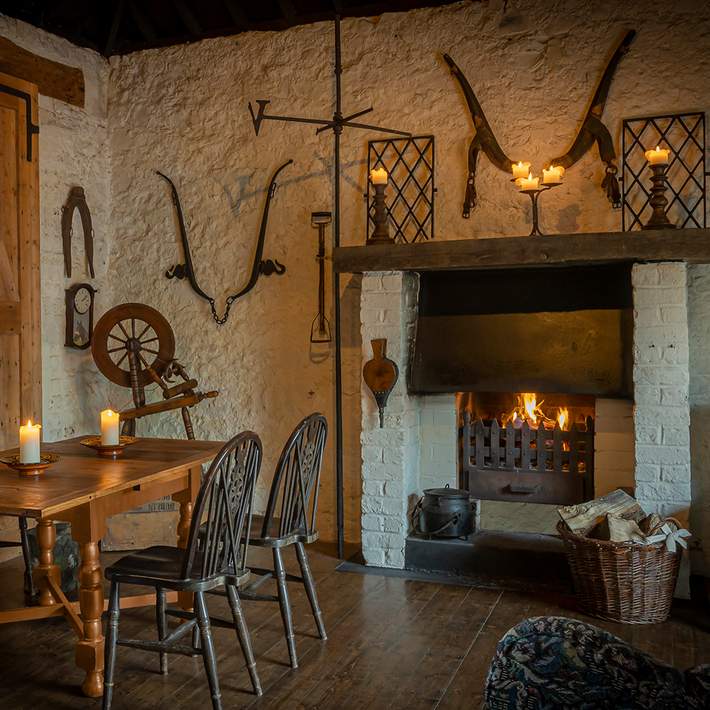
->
[[460, 413, 594, 505], [366, 135, 435, 243], [621, 112, 707, 231]]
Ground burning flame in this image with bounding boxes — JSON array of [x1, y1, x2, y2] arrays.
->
[[557, 407, 569, 431], [502, 394, 572, 431]]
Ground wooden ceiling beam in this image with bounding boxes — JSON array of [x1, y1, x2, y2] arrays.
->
[[127, 0, 158, 42], [223, 0, 250, 30], [104, 0, 126, 56], [173, 0, 204, 37], [0, 36, 85, 107]]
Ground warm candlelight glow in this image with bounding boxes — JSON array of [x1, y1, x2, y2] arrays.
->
[[100, 409, 120, 447], [511, 161, 531, 180], [518, 171, 540, 191], [645, 145, 670, 165], [370, 167, 388, 185], [542, 164, 565, 184], [19, 420, 41, 464]]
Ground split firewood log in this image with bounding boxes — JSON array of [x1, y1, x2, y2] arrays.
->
[[558, 489, 645, 536]]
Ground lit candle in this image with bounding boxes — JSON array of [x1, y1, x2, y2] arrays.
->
[[100, 409, 120, 446], [645, 145, 670, 165], [370, 167, 388, 185], [511, 161, 531, 180], [518, 172, 540, 191], [542, 164, 565, 184], [19, 420, 41, 464]]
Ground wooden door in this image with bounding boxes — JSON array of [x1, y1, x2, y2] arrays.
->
[[0, 72, 40, 449]]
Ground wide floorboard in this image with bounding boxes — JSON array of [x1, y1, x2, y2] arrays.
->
[[0, 545, 709, 709]]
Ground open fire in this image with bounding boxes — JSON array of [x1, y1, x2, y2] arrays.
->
[[502, 393, 571, 431]]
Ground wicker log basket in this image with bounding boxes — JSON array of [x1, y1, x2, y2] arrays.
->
[[557, 517, 682, 624]]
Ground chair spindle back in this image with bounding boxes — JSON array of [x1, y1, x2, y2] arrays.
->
[[182, 431, 262, 580], [262, 414, 327, 540]]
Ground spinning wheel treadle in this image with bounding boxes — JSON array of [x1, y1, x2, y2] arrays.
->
[[92, 304, 176, 388]]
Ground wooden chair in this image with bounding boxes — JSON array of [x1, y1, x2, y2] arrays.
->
[[240, 413, 328, 669], [102, 432, 263, 710]]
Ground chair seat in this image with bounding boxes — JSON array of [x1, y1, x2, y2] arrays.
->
[[248, 515, 319, 547], [106, 545, 251, 590]]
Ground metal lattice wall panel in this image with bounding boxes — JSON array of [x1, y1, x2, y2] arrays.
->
[[367, 135, 435, 243], [621, 112, 707, 231]]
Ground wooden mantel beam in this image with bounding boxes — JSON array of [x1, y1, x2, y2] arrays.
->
[[0, 37, 84, 108], [333, 228, 710, 274]]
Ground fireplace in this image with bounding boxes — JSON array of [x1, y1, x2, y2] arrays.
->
[[459, 392, 595, 505], [356, 262, 691, 585]]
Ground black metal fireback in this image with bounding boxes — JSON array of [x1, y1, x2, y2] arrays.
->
[[409, 265, 633, 397]]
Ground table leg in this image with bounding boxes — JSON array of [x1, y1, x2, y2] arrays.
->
[[36, 519, 60, 606], [75, 540, 104, 698], [175, 497, 194, 614]]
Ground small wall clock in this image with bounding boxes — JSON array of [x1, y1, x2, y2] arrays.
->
[[65, 283, 97, 349]]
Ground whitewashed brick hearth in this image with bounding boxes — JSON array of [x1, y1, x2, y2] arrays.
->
[[632, 263, 691, 525], [360, 262, 694, 576]]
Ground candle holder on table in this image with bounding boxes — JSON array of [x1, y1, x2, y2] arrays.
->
[[642, 158, 676, 230], [80, 435, 138, 458], [0, 453, 59, 477]]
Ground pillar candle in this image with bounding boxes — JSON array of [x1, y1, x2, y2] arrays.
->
[[518, 172, 539, 191], [511, 161, 531, 180], [542, 165, 565, 184], [100, 409, 120, 446], [370, 167, 388, 185], [19, 420, 41, 464], [645, 145, 670, 165]]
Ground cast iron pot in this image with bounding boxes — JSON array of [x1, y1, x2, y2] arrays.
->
[[411, 485, 476, 538]]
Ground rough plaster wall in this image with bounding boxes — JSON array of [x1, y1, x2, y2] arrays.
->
[[104, 0, 710, 543], [0, 16, 110, 556]]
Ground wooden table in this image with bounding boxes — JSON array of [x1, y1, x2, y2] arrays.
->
[[0, 436, 224, 698]]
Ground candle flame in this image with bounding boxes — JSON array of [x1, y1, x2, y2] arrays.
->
[[23, 419, 40, 429], [655, 145, 661, 151]]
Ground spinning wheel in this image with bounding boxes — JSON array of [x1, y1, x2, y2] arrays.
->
[[92, 303, 176, 389], [92, 303, 217, 438]]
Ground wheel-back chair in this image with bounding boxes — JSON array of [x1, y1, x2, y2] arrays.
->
[[239, 413, 328, 669], [103, 431, 263, 710]]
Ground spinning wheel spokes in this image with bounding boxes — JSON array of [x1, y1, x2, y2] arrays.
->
[[92, 304, 176, 389]]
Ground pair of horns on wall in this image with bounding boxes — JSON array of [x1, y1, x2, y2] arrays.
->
[[445, 29, 636, 218]]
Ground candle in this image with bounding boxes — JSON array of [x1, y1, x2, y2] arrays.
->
[[645, 145, 670, 165], [370, 167, 388, 185], [542, 164, 565, 184], [19, 420, 41, 464], [100, 409, 120, 446], [511, 161, 531, 180], [518, 172, 539, 191]]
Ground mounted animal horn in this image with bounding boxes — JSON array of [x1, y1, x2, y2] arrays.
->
[[444, 29, 636, 219]]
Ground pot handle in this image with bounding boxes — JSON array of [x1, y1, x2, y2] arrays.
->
[[410, 498, 460, 536]]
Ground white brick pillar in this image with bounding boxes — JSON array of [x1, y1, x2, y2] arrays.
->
[[632, 263, 691, 524], [360, 272, 419, 568]]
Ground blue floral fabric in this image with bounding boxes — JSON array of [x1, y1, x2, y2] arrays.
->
[[484, 616, 710, 710]]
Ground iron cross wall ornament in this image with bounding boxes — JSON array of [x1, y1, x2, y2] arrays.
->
[[158, 160, 291, 325], [248, 15, 411, 558], [444, 29, 636, 218]]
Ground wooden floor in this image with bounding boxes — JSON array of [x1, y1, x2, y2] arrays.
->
[[1, 544, 710, 709]]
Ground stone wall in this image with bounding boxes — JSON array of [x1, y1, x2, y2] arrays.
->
[[419, 395, 457, 492]]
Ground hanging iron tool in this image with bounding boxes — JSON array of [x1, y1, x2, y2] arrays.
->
[[157, 159, 292, 325], [61, 186, 95, 278], [310, 212, 332, 344]]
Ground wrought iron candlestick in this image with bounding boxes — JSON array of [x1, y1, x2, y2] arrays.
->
[[642, 163, 676, 230], [368, 181, 394, 244], [518, 182, 561, 237]]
